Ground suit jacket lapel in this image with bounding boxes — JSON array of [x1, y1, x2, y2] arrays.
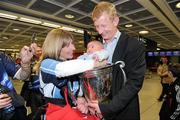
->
[[112, 32, 128, 63]]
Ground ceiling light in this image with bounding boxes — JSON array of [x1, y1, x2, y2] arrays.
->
[[78, 44, 83, 47], [157, 43, 161, 46], [61, 26, 76, 32], [19, 17, 42, 24], [75, 29, 84, 34], [65, 14, 74, 19], [13, 28, 20, 31], [139, 30, 149, 34], [125, 24, 133, 28], [176, 2, 180, 8], [42, 22, 61, 28], [3, 36, 8, 39], [60, 26, 84, 34], [78, 41, 84, 44], [0, 13, 18, 19], [157, 48, 160, 50]]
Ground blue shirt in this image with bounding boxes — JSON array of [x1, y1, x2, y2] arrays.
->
[[0, 52, 20, 91], [104, 31, 121, 63], [40, 58, 79, 100]]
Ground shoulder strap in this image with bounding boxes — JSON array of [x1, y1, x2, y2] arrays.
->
[[63, 87, 70, 106]]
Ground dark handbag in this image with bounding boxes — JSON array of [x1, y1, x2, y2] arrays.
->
[[8, 89, 25, 107], [46, 87, 100, 120]]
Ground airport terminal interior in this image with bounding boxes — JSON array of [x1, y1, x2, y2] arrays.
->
[[0, 0, 180, 120]]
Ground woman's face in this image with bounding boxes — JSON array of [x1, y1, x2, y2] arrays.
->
[[60, 41, 75, 60]]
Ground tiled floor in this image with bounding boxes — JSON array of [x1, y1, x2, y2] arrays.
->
[[13, 73, 163, 120], [139, 73, 162, 120]]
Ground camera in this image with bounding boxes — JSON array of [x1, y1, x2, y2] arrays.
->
[[0, 84, 15, 120]]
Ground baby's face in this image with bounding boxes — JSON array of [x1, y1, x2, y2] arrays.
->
[[87, 42, 103, 54]]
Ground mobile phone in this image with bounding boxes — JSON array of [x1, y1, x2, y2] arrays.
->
[[29, 33, 36, 52]]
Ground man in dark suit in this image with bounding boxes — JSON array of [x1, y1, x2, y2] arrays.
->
[[87, 2, 146, 120]]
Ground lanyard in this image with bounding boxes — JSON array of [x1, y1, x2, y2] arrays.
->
[[67, 80, 79, 105]]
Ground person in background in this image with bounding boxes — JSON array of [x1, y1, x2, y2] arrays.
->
[[78, 40, 109, 61], [38, 29, 106, 119], [20, 46, 43, 120], [0, 43, 37, 120], [157, 56, 173, 101], [86, 2, 146, 120], [169, 63, 180, 120], [159, 63, 180, 120]]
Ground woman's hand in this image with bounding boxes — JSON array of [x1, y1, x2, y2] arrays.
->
[[77, 97, 88, 114], [87, 100, 101, 114], [0, 94, 12, 109]]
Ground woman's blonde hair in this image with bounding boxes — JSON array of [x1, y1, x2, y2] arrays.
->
[[92, 2, 117, 21], [35, 29, 74, 71], [42, 29, 74, 60]]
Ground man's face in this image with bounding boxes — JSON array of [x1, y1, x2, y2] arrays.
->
[[93, 12, 118, 42], [161, 57, 168, 64]]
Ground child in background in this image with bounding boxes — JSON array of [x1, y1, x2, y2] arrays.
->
[[78, 40, 109, 61]]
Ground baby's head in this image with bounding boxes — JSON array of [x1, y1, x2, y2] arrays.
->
[[87, 40, 103, 54]]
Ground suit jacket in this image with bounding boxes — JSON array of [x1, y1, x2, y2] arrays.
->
[[99, 33, 146, 120]]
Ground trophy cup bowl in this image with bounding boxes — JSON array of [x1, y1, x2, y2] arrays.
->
[[80, 64, 113, 103]]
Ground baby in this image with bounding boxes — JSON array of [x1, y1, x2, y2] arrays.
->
[[77, 40, 109, 104], [78, 40, 109, 61]]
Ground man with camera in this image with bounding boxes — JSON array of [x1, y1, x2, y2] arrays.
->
[[0, 43, 37, 120]]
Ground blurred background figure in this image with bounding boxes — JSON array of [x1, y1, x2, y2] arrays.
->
[[159, 63, 180, 120], [157, 57, 173, 101]]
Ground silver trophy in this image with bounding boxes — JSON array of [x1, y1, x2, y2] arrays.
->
[[80, 61, 125, 103]]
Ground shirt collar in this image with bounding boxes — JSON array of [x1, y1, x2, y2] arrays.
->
[[114, 30, 121, 41], [103, 30, 121, 44]]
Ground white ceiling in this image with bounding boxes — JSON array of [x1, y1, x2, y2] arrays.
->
[[0, 0, 179, 51]]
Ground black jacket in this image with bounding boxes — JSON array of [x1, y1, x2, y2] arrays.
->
[[99, 32, 146, 120]]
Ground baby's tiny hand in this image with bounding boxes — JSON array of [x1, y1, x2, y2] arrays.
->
[[92, 54, 100, 61], [94, 60, 107, 68]]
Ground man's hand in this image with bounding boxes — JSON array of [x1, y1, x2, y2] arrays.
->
[[0, 94, 12, 109], [77, 97, 88, 114]]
